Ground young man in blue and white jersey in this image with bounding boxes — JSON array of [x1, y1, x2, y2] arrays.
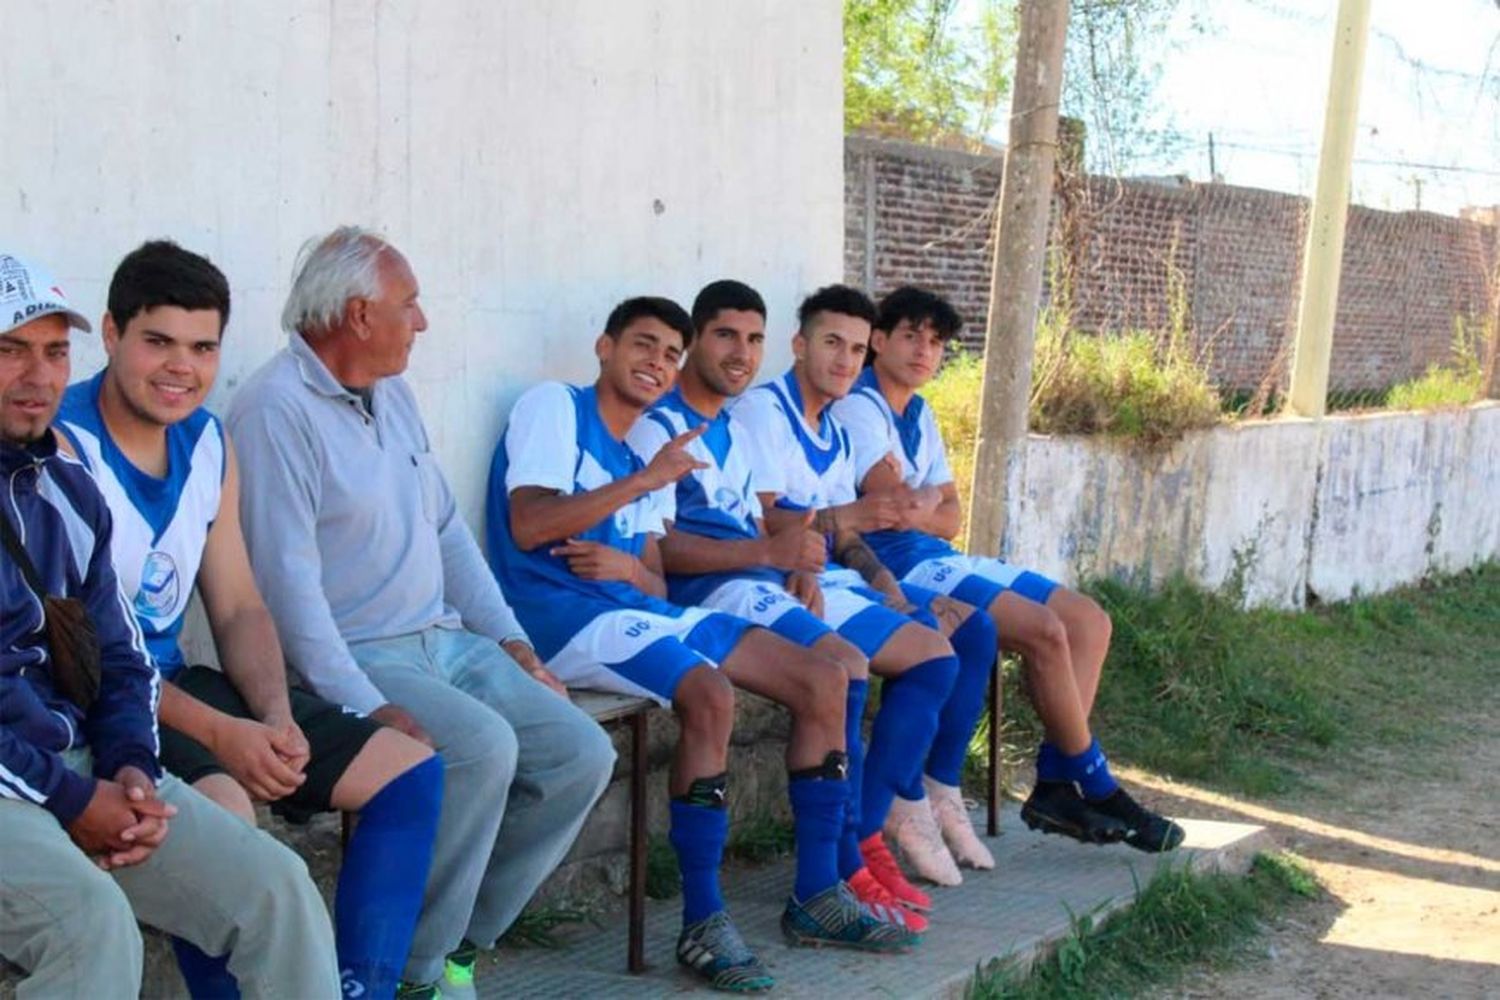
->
[[487, 296, 916, 992], [721, 284, 1002, 902], [0, 252, 341, 998], [56, 241, 446, 999], [830, 285, 1183, 854]]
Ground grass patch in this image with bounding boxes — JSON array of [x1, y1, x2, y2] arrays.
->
[[968, 852, 1319, 999], [500, 906, 595, 949], [1386, 316, 1490, 411], [969, 565, 1500, 798], [1029, 311, 1222, 447], [645, 812, 797, 903], [925, 349, 984, 536], [725, 812, 797, 864], [646, 835, 681, 900]]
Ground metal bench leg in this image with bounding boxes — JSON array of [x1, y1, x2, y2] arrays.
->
[[987, 664, 1002, 837], [628, 709, 648, 973]]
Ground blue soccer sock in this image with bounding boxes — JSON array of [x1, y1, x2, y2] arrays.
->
[[1060, 737, 1119, 800], [858, 655, 959, 839], [788, 775, 847, 900], [336, 754, 444, 997], [838, 678, 869, 879], [171, 938, 238, 999], [922, 611, 998, 787], [670, 795, 729, 926], [1035, 740, 1065, 782]]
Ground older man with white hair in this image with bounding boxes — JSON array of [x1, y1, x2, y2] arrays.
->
[[227, 227, 615, 999]]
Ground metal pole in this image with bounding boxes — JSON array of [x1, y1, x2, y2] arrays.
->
[[1286, 0, 1372, 418], [964, 0, 1071, 557]]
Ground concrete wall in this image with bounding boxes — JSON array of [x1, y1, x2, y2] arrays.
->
[[2, 0, 844, 525], [1001, 403, 1500, 608]]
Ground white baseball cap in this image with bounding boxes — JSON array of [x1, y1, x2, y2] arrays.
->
[[1, 253, 93, 335]]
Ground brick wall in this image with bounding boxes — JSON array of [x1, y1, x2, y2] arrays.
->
[[845, 136, 1498, 392]]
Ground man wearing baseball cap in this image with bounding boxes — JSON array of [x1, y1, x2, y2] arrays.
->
[[0, 252, 342, 998]]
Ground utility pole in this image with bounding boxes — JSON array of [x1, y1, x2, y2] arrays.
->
[[1208, 132, 1218, 181], [964, 0, 1071, 557], [1286, 0, 1372, 418]]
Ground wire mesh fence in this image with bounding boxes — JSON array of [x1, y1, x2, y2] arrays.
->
[[843, 0, 1499, 428]]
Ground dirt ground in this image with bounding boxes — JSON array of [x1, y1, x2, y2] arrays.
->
[[1141, 704, 1500, 1000]]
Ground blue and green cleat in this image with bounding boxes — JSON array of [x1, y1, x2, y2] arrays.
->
[[781, 881, 920, 952], [677, 911, 776, 992]]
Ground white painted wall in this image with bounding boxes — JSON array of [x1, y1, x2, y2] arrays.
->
[[1001, 404, 1500, 608], [1, 0, 844, 526]]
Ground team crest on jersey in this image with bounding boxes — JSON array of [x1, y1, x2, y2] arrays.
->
[[135, 551, 180, 617], [714, 486, 744, 518]]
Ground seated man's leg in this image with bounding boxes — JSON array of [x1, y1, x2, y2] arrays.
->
[[822, 587, 959, 910], [896, 588, 998, 873], [168, 664, 444, 997], [1044, 586, 1113, 716], [926, 560, 1181, 853], [112, 775, 340, 999], [293, 689, 442, 998], [349, 635, 518, 989], [714, 624, 918, 952], [428, 629, 614, 956], [157, 667, 281, 996], [551, 608, 771, 990], [0, 798, 144, 999]]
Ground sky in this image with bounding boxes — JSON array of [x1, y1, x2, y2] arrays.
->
[[1137, 0, 1500, 215]]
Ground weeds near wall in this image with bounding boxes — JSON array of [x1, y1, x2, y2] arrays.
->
[[966, 853, 1321, 999], [1386, 315, 1492, 410], [965, 565, 1500, 799], [1029, 309, 1222, 446]]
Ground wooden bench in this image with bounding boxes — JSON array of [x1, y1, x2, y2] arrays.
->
[[570, 689, 656, 974]]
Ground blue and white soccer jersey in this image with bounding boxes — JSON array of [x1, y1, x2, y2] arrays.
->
[[625, 388, 831, 649], [486, 382, 750, 705], [832, 368, 1058, 607], [57, 372, 225, 678], [724, 371, 940, 655]]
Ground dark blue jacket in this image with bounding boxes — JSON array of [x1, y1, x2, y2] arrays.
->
[[1, 431, 161, 825]]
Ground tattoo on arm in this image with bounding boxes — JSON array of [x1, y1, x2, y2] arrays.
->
[[930, 596, 969, 637], [833, 531, 886, 586], [813, 508, 840, 535]]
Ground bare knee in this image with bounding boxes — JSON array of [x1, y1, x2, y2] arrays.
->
[[674, 666, 736, 743], [330, 727, 435, 811], [790, 652, 848, 719], [1010, 607, 1070, 672], [824, 637, 870, 682], [1052, 590, 1112, 649], [193, 773, 258, 825], [913, 629, 954, 665]]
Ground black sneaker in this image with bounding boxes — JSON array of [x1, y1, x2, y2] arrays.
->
[[1020, 781, 1128, 845], [1085, 788, 1186, 853]]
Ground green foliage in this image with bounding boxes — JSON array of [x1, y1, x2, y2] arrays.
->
[[1063, 0, 1194, 174], [844, 0, 1016, 145], [1251, 852, 1320, 900], [645, 835, 681, 900], [725, 812, 797, 864], [1029, 308, 1222, 447], [968, 853, 1319, 998], [974, 565, 1500, 798], [499, 906, 594, 949], [1386, 315, 1490, 411], [923, 349, 984, 535]]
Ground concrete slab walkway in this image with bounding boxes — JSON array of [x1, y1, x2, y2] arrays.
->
[[485, 808, 1270, 998]]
